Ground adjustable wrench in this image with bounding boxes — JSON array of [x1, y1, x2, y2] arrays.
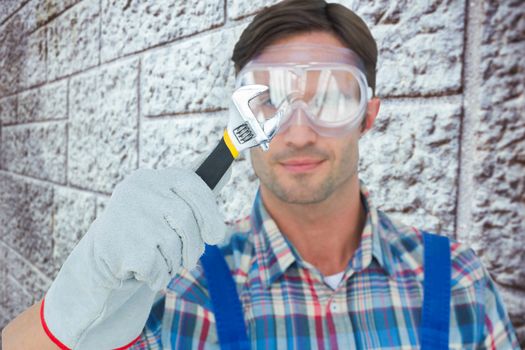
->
[[195, 84, 283, 190]]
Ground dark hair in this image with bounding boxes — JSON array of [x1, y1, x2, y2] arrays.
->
[[232, 0, 378, 95]]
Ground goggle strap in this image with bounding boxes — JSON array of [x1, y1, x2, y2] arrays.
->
[[367, 87, 373, 100]]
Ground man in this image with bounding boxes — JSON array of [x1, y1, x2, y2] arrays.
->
[[2, 0, 519, 349]]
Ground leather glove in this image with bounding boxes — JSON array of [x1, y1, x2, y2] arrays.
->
[[41, 167, 226, 349]]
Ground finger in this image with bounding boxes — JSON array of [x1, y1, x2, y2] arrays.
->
[[164, 213, 205, 270], [170, 183, 226, 245], [155, 223, 183, 275], [155, 167, 227, 244], [133, 248, 173, 292]]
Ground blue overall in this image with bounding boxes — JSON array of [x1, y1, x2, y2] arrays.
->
[[200, 232, 451, 350]]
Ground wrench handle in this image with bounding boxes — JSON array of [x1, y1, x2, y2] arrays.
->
[[195, 130, 238, 190]]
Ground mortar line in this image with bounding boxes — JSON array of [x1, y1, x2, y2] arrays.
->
[[0, 169, 112, 196], [0, 240, 52, 284], [0, 76, 69, 100], [455, 0, 482, 242], [1, 118, 67, 127], [0, 0, 30, 27], [139, 94, 464, 120], [144, 108, 229, 119], [6, 274, 36, 298], [2, 0, 83, 37], [28, 0, 84, 36], [224, 0, 228, 25], [97, 23, 242, 66], [98, 0, 102, 66], [142, 110, 231, 122], [3, 73, 463, 104]]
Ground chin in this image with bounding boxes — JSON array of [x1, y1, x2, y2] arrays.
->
[[273, 184, 334, 205]]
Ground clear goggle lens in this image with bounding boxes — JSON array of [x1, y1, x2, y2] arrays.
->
[[238, 65, 371, 137]]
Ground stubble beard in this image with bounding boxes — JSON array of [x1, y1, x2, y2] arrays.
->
[[263, 170, 341, 204], [252, 143, 359, 205]]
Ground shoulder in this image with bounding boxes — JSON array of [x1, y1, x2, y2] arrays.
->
[[377, 210, 487, 290]]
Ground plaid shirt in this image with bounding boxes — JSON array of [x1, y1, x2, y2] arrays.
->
[[131, 184, 519, 349]]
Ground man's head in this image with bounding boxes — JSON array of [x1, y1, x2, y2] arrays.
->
[[232, 0, 380, 206], [232, 0, 378, 96]]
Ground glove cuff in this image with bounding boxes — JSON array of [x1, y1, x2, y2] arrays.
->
[[40, 297, 142, 350], [40, 297, 72, 350]]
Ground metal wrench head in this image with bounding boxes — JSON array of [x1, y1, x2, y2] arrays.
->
[[231, 84, 282, 152]]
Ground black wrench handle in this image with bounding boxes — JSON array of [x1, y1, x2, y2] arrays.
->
[[195, 136, 236, 190]]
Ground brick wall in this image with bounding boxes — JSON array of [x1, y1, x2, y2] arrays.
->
[[0, 0, 524, 345]]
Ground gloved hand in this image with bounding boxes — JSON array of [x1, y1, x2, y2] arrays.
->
[[41, 167, 226, 349]]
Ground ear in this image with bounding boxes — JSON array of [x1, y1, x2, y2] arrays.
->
[[360, 97, 380, 136]]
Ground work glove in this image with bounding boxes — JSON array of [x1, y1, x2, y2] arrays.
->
[[41, 167, 226, 349]]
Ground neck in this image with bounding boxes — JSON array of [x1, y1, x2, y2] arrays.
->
[[261, 175, 366, 276]]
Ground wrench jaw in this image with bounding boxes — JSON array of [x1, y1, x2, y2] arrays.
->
[[227, 84, 281, 154]]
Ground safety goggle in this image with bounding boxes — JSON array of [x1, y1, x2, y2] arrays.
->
[[235, 44, 373, 137]]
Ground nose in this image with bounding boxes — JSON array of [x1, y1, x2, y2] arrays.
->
[[280, 108, 318, 148]]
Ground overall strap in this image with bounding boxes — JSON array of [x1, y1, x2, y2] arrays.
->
[[421, 232, 451, 350], [200, 244, 250, 350]]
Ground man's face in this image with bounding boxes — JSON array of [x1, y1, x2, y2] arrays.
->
[[249, 31, 376, 205]]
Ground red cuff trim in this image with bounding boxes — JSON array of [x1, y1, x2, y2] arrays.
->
[[40, 297, 72, 350], [40, 296, 142, 350], [114, 334, 142, 350]]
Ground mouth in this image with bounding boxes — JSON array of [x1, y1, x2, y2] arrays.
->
[[279, 158, 326, 173]]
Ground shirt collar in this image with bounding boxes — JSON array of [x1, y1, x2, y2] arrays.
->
[[251, 181, 397, 289]]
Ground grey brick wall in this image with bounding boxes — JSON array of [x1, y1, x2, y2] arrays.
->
[[1, 0, 524, 346]]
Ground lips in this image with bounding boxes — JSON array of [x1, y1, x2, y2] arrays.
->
[[279, 158, 326, 173]]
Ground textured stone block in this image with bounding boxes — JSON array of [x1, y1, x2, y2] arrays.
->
[[5, 0, 41, 35], [95, 195, 110, 218], [0, 95, 17, 124], [230, 0, 464, 96], [140, 112, 227, 169], [0, 0, 48, 95], [0, 0, 80, 35], [34, 0, 82, 24], [0, 16, 23, 96], [0, 2, 47, 96], [0, 1, 49, 94], [141, 27, 244, 117], [0, 0, 26, 24], [0, 242, 51, 299], [3, 274, 35, 321], [18, 79, 67, 122], [286, 0, 463, 97], [359, 99, 461, 235], [1, 122, 66, 182], [18, 25, 46, 89], [69, 58, 139, 193], [139, 111, 258, 223], [227, 0, 279, 20], [463, 0, 525, 291], [51, 187, 96, 272], [0, 247, 7, 304], [498, 285, 525, 345], [0, 173, 55, 276], [0, 310, 9, 332], [47, 0, 99, 80], [101, 0, 224, 62]]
